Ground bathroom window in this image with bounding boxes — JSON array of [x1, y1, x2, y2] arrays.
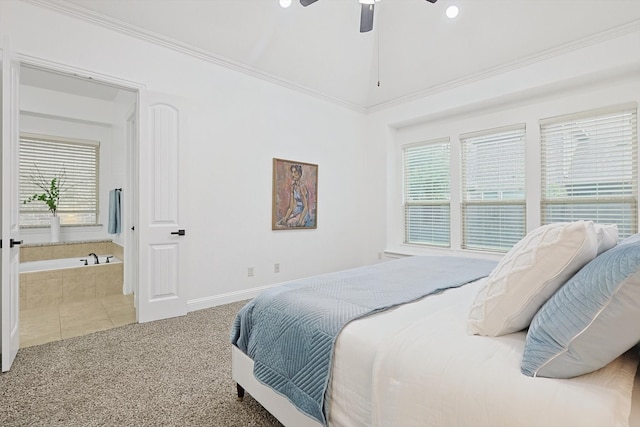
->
[[19, 133, 100, 227]]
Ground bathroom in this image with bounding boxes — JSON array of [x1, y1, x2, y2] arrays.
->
[[18, 64, 138, 347]]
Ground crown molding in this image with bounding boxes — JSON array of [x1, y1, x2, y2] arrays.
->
[[367, 19, 640, 113], [24, 0, 368, 114]]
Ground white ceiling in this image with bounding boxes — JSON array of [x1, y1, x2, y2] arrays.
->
[[30, 0, 640, 111]]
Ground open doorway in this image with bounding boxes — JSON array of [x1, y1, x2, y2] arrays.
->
[[17, 63, 139, 347]]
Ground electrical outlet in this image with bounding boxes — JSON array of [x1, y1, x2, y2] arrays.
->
[[248, 267, 254, 277], [274, 263, 280, 273]]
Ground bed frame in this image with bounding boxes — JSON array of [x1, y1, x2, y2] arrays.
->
[[233, 345, 640, 427], [232, 346, 322, 427], [634, 369, 640, 427]]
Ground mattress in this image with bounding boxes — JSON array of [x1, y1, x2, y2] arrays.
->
[[231, 255, 496, 424], [328, 278, 639, 427]]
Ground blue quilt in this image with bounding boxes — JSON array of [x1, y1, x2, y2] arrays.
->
[[230, 256, 497, 425]]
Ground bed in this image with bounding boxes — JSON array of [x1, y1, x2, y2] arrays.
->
[[231, 221, 640, 427]]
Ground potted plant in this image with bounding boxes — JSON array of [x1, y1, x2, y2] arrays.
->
[[23, 167, 66, 242]]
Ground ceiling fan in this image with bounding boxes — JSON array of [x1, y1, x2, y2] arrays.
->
[[300, 0, 438, 33]]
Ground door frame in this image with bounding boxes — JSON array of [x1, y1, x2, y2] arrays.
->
[[124, 107, 139, 305], [4, 54, 145, 349], [3, 53, 189, 357]]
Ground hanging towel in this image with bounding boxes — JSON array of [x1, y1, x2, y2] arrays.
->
[[108, 189, 121, 234]]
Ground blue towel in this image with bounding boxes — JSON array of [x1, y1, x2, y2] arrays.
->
[[108, 189, 121, 234]]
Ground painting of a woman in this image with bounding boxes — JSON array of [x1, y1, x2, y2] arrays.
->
[[272, 159, 317, 230]]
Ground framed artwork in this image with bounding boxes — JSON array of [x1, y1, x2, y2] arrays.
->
[[272, 158, 318, 230]]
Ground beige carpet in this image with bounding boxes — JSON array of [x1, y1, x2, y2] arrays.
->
[[0, 300, 283, 427]]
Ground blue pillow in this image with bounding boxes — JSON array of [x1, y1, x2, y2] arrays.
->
[[521, 241, 640, 378], [618, 232, 640, 246]]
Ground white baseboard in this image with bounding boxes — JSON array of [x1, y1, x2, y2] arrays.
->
[[187, 283, 279, 312]]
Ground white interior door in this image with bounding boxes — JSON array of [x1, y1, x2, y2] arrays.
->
[[1, 52, 21, 372], [136, 90, 187, 323]]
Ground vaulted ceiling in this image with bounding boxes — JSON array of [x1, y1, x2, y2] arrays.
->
[[30, 0, 640, 111]]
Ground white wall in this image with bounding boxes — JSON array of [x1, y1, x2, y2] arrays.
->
[[0, 1, 385, 308], [7, 1, 637, 311], [369, 27, 640, 259]]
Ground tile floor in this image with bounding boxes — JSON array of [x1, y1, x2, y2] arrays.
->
[[19, 294, 136, 348]]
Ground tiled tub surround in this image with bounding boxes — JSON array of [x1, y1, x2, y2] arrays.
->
[[19, 240, 125, 308], [19, 240, 132, 347], [20, 257, 124, 308]]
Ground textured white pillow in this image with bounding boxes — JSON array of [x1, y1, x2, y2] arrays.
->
[[468, 221, 598, 337]]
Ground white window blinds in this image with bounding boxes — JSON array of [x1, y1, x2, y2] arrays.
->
[[20, 134, 100, 226], [403, 140, 450, 247], [541, 105, 638, 237], [461, 124, 526, 252]]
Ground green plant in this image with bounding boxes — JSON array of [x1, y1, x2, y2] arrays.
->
[[23, 167, 66, 217]]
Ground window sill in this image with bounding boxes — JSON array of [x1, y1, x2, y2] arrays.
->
[[20, 224, 104, 231]]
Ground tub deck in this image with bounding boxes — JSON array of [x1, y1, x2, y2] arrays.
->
[[20, 255, 121, 273]]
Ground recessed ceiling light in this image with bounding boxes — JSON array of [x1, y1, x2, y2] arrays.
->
[[279, 0, 292, 8], [446, 5, 459, 19]]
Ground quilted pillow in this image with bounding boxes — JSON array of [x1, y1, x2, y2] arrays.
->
[[521, 241, 640, 378], [618, 232, 640, 246], [468, 221, 598, 336]]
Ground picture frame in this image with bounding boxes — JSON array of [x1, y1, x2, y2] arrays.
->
[[272, 158, 318, 230]]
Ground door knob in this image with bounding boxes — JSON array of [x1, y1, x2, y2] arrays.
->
[[10, 239, 23, 248], [170, 229, 186, 236]]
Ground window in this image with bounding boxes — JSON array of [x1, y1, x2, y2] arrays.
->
[[403, 139, 450, 247], [461, 124, 526, 251], [20, 134, 100, 226], [541, 105, 638, 238]]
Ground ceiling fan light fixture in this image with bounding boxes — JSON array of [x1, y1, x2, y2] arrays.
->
[[446, 5, 459, 18], [279, 0, 292, 8], [359, 0, 381, 4]]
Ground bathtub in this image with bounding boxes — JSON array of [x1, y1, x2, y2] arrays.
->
[[20, 255, 122, 273]]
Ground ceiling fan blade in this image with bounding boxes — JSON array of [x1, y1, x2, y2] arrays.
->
[[300, 0, 318, 6], [425, 0, 438, 3], [360, 3, 374, 33]]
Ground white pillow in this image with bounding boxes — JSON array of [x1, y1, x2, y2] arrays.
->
[[594, 223, 618, 255], [468, 221, 598, 336]]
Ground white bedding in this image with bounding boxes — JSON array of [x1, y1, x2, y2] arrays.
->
[[328, 278, 639, 427]]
